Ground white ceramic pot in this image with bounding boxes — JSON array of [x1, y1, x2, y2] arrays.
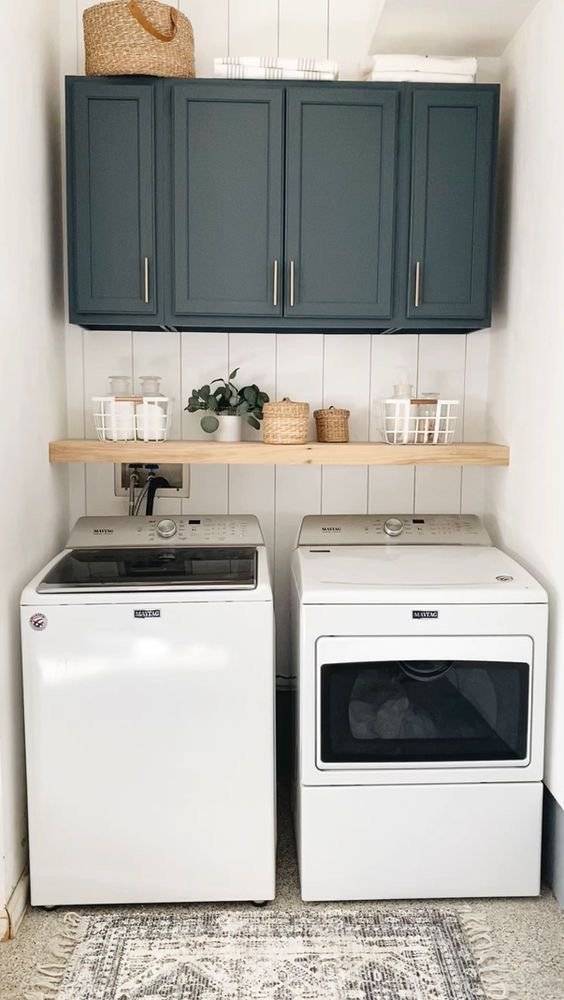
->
[[215, 414, 243, 442]]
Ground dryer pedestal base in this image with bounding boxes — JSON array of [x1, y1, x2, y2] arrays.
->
[[295, 782, 542, 901]]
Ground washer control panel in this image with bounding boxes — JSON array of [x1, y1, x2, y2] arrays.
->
[[298, 514, 491, 546], [67, 515, 264, 548]]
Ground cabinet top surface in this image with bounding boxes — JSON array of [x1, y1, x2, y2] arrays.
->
[[65, 75, 500, 92]]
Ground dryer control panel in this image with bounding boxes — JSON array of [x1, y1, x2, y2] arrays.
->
[[298, 514, 491, 546]]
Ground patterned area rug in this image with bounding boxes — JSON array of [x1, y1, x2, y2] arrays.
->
[[26, 907, 512, 1000]]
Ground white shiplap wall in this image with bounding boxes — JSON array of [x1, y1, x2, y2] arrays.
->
[[63, 1, 490, 679]]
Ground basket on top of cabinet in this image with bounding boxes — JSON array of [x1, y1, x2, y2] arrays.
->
[[66, 77, 499, 333]]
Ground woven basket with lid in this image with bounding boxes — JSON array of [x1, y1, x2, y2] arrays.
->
[[262, 398, 310, 444], [314, 406, 350, 443], [84, 1, 195, 78]]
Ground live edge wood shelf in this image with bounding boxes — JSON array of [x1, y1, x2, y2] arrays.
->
[[49, 441, 509, 467]]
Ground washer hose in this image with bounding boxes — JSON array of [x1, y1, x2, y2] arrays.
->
[[145, 476, 170, 515]]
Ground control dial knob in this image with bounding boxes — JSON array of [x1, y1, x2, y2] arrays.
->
[[156, 518, 177, 539], [383, 517, 404, 537]]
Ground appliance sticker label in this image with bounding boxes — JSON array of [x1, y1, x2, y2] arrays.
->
[[134, 609, 161, 619], [412, 610, 439, 619]]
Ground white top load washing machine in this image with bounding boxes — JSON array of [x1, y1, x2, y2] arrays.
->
[[291, 514, 548, 901], [21, 515, 275, 906]]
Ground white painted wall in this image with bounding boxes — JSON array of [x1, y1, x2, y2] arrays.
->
[[486, 0, 564, 810], [0, 1, 69, 917], [65, 1, 492, 680]]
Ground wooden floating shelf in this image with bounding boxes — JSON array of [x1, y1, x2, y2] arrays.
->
[[49, 440, 509, 467]]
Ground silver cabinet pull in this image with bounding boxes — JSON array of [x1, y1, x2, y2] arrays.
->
[[414, 260, 422, 308], [272, 259, 279, 307], [289, 259, 296, 308], [143, 257, 150, 304]]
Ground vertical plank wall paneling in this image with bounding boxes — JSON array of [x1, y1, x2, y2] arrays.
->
[[228, 333, 277, 559], [368, 334, 418, 513], [328, 0, 384, 79], [65, 326, 86, 527], [180, 332, 229, 514], [228, 0, 278, 58], [133, 330, 182, 515], [278, 0, 329, 59], [322, 335, 371, 514], [274, 335, 324, 677], [83, 331, 132, 515], [414, 334, 466, 513], [178, 0, 229, 78], [461, 330, 490, 514], [65, 0, 491, 679]]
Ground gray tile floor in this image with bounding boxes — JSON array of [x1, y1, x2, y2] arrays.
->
[[1, 798, 563, 1000]]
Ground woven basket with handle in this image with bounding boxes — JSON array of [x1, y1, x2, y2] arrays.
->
[[262, 398, 310, 445], [84, 1, 195, 78], [314, 406, 350, 443]]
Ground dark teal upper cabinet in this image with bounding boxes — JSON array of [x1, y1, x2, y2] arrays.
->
[[170, 84, 283, 319], [285, 87, 398, 319], [67, 78, 160, 325], [407, 88, 498, 321], [65, 78, 499, 332]]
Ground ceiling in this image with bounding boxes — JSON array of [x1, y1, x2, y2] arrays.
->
[[370, 0, 542, 56]]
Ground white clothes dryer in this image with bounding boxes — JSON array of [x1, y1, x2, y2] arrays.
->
[[21, 515, 275, 906], [291, 514, 548, 901]]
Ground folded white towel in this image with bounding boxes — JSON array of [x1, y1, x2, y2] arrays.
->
[[363, 71, 475, 83], [214, 65, 337, 81], [214, 56, 338, 75], [363, 54, 478, 76]]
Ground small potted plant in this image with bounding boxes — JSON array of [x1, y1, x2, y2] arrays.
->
[[185, 368, 270, 442]]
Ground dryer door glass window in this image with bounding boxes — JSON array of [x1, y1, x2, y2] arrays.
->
[[320, 659, 529, 764]]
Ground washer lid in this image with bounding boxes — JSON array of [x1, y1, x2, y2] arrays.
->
[[37, 545, 259, 593], [292, 545, 547, 604]]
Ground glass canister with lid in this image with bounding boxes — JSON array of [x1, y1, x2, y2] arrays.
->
[[135, 376, 170, 441]]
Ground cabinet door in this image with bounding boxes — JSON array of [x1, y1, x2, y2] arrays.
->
[[68, 80, 157, 319], [285, 87, 398, 319], [407, 88, 498, 320], [171, 84, 283, 318]]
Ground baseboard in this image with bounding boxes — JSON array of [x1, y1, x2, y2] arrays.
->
[[0, 869, 29, 941], [542, 786, 564, 907]]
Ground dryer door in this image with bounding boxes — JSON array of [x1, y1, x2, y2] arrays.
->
[[316, 635, 533, 774]]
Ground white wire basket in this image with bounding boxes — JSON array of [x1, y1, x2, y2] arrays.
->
[[93, 396, 171, 442], [381, 397, 459, 445]]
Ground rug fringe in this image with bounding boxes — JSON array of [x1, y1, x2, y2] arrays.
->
[[25, 913, 88, 1000], [459, 910, 517, 1000]]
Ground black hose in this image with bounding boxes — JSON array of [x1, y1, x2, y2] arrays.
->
[[145, 476, 170, 515]]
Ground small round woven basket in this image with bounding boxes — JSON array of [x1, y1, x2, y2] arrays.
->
[[84, 1, 195, 78], [314, 406, 350, 443], [262, 398, 310, 444]]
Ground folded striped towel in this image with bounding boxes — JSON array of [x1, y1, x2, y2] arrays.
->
[[363, 70, 475, 84], [362, 54, 478, 77], [215, 56, 339, 75], [215, 66, 336, 80]]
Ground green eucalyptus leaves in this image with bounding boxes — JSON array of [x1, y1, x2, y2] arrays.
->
[[185, 368, 270, 434]]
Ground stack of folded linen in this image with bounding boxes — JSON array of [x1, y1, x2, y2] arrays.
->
[[214, 56, 339, 80], [362, 54, 477, 83]]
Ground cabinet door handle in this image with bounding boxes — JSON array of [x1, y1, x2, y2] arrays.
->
[[143, 256, 150, 304], [272, 259, 279, 308], [289, 259, 296, 308], [414, 260, 422, 308]]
